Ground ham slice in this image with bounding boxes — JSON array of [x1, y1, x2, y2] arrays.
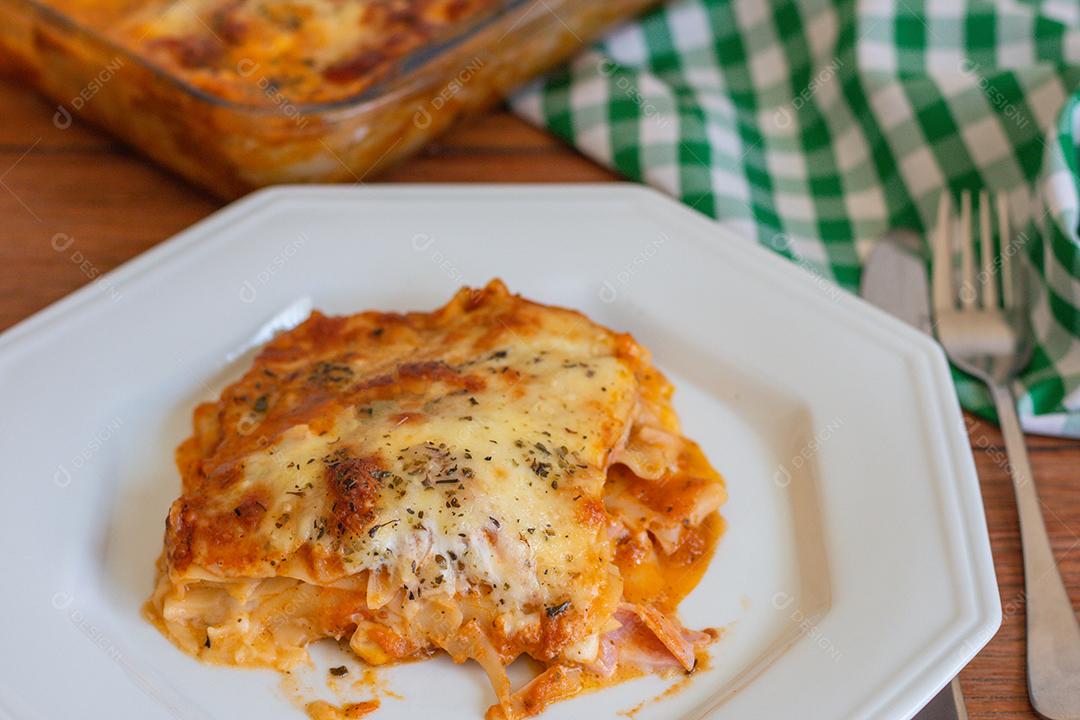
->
[[608, 603, 712, 674]]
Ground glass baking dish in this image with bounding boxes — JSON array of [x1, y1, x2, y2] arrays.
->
[[0, 0, 657, 198]]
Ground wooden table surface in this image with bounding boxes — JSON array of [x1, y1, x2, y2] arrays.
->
[[3, 74, 1079, 719]]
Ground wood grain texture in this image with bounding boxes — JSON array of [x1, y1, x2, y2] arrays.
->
[[1, 75, 1077, 719]]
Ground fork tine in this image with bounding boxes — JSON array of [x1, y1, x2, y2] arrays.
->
[[932, 192, 954, 314], [997, 192, 1015, 308], [979, 190, 998, 308], [959, 191, 977, 309]]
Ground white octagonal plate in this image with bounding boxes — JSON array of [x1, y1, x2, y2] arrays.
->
[[0, 185, 999, 720]]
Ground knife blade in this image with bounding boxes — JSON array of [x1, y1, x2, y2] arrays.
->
[[860, 229, 934, 335], [860, 229, 969, 720]]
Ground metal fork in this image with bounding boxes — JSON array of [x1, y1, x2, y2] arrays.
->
[[931, 190, 1080, 720]]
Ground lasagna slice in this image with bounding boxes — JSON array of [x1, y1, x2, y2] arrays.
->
[[146, 280, 726, 719]]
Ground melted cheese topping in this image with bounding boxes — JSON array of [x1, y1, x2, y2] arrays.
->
[[45, 0, 497, 105], [147, 280, 726, 719]]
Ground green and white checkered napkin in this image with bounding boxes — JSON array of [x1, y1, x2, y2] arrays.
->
[[510, 0, 1080, 436]]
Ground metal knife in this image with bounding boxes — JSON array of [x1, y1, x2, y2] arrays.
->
[[860, 229, 969, 720]]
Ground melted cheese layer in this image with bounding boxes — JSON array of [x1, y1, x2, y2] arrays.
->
[[45, 0, 499, 105]]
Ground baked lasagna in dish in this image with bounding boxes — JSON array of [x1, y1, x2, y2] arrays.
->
[[146, 280, 726, 719], [1, 0, 657, 196]]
